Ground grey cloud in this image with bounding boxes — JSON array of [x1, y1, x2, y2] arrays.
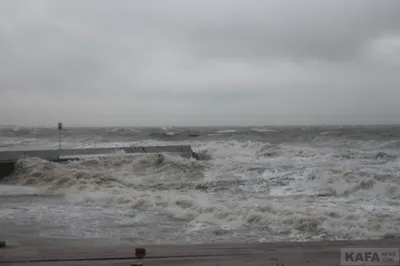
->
[[0, 0, 400, 126], [179, 1, 400, 61], [0, 24, 103, 93], [25, 0, 400, 61], [48, 0, 400, 61]]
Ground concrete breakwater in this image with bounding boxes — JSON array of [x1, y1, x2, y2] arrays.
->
[[0, 145, 200, 179]]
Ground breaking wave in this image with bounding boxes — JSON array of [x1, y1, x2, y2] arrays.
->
[[6, 153, 207, 191], [216, 129, 237, 134], [2, 137, 400, 242], [334, 150, 398, 160]]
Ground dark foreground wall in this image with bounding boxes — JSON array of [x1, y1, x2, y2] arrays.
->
[[1, 238, 400, 266]]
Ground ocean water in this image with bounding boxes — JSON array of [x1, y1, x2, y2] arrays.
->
[[1, 125, 400, 245]]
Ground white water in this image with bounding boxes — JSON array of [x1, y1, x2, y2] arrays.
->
[[1, 138, 400, 244]]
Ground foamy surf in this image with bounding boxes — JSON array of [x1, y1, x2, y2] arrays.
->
[[1, 126, 400, 243]]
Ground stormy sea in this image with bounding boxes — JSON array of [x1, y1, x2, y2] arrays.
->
[[1, 125, 400, 245]]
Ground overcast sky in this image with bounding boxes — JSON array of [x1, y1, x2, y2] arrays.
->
[[0, 0, 399, 126]]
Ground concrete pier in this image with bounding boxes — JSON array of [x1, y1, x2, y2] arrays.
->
[[0, 145, 199, 179]]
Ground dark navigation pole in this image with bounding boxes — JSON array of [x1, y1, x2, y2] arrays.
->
[[58, 122, 63, 158]]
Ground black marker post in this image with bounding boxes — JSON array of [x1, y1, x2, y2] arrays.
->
[[58, 122, 63, 155]]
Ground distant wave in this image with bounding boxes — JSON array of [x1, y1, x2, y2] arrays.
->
[[216, 129, 236, 134], [251, 128, 276, 132], [107, 128, 140, 133]]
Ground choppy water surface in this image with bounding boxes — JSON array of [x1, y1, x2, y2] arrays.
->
[[1, 125, 400, 244]]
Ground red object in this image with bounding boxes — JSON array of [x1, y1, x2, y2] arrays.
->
[[135, 248, 146, 258]]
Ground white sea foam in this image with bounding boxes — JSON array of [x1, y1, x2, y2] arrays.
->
[[2, 138, 400, 242]]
